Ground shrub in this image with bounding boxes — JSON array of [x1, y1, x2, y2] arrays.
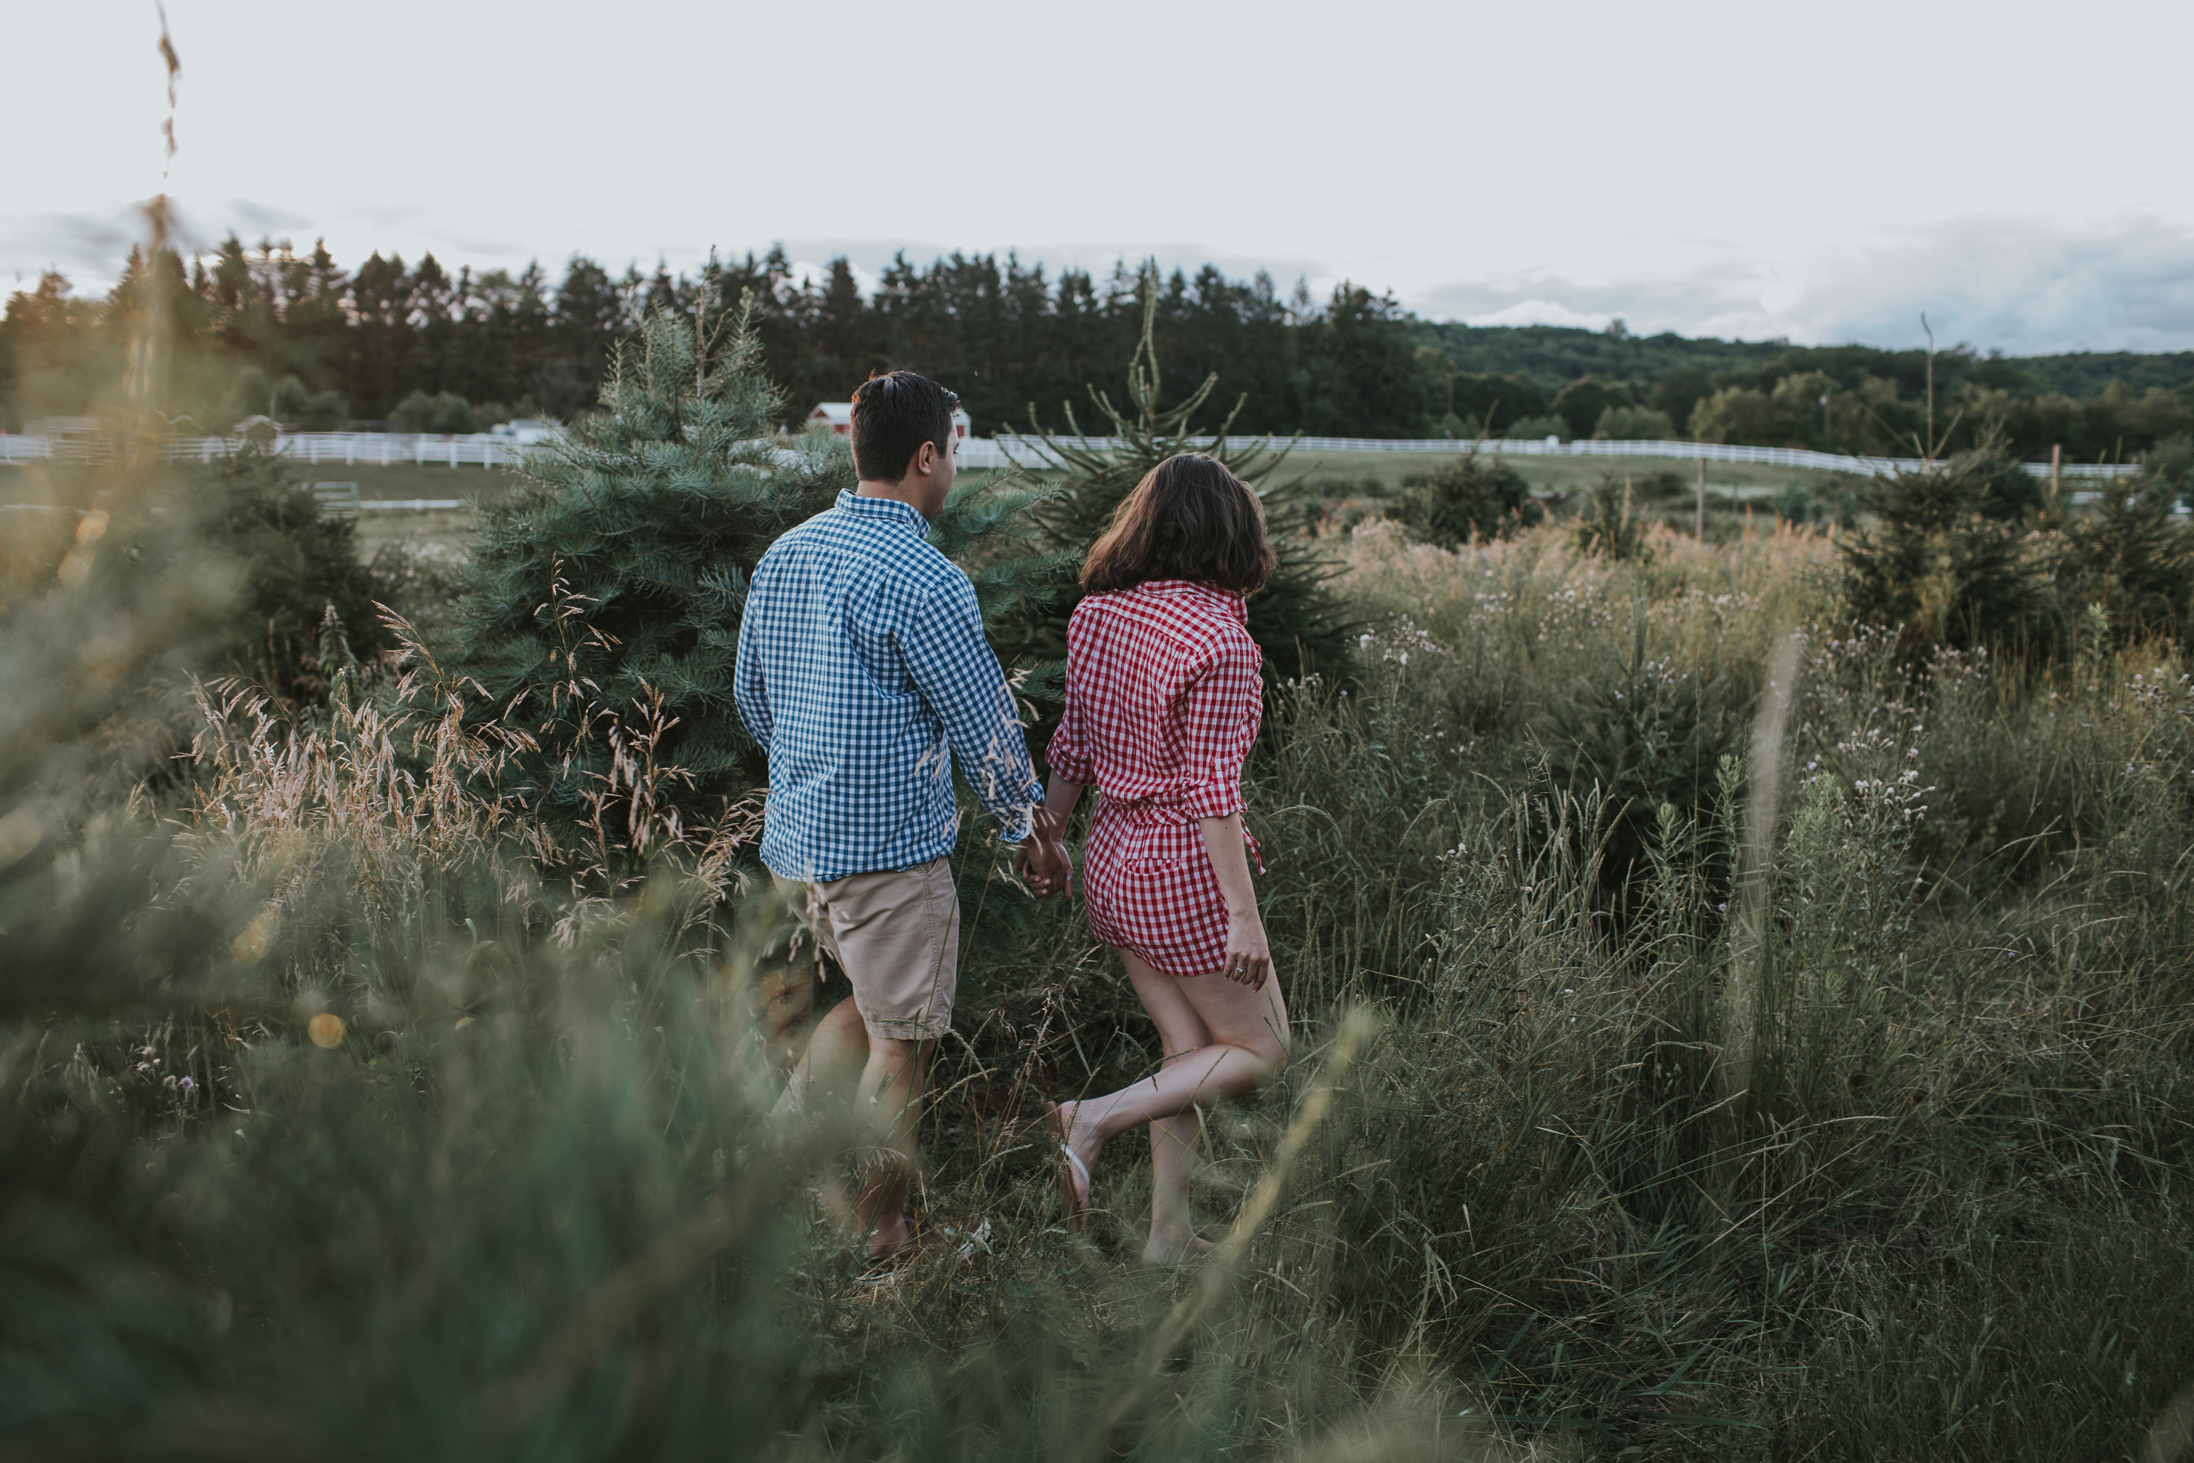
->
[[390, 389, 479, 435], [1839, 441, 2055, 657], [1394, 448, 1540, 548], [447, 305, 850, 844], [2140, 433, 2194, 500], [0, 446, 389, 703], [1629, 468, 1690, 502], [1504, 413, 1567, 441], [1550, 376, 1634, 441], [1573, 472, 1652, 562], [2054, 481, 2194, 640], [270, 374, 349, 431], [1593, 403, 1677, 440]]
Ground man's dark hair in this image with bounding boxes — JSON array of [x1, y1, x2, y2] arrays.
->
[[1081, 453, 1276, 596], [850, 371, 958, 483]]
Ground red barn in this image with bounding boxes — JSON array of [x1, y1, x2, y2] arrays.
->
[[809, 402, 971, 443]]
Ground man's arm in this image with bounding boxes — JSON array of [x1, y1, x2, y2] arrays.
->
[[732, 581, 773, 755], [900, 576, 1042, 842]]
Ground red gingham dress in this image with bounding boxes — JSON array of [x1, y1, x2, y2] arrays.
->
[[1045, 579, 1263, 975]]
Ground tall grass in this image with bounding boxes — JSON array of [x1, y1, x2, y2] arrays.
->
[[4, 514, 2192, 1460]]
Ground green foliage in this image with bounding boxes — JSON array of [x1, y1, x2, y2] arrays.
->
[[10, 497, 2194, 1461], [1, 446, 386, 703], [447, 301, 849, 841], [1001, 266, 1352, 691], [390, 387, 479, 434], [1445, 370, 1546, 435], [1503, 412, 1567, 441], [1573, 471, 1654, 562], [1394, 447, 1541, 548], [1593, 402, 1676, 439], [2055, 481, 2194, 640], [1839, 442, 2055, 656], [1294, 285, 1439, 437], [1548, 376, 1634, 441], [2141, 433, 2194, 497]]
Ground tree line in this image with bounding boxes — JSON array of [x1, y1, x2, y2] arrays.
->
[[3, 236, 2190, 468]]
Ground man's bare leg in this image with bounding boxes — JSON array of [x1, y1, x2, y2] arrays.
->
[[853, 1034, 931, 1259], [759, 958, 820, 1079], [775, 997, 870, 1231]]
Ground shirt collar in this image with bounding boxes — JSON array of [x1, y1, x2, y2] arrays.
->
[[836, 488, 930, 535], [1137, 579, 1249, 622]]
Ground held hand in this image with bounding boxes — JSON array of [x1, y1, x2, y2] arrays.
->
[[1219, 909, 1271, 989], [1016, 835, 1071, 900]]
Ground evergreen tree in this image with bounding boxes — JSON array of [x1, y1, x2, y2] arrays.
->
[[448, 299, 841, 845], [998, 265, 1352, 704], [1839, 435, 2054, 658], [2054, 479, 2194, 642], [1396, 447, 1542, 548], [447, 295, 1061, 853]]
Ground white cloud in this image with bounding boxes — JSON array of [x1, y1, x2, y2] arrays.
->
[[1780, 214, 2194, 354], [1402, 215, 2194, 354]]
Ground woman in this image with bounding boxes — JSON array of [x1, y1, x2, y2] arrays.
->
[[1018, 453, 1290, 1265]]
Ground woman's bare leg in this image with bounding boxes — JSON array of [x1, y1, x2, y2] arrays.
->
[[1145, 1111, 1206, 1263], [1054, 947, 1289, 1253]]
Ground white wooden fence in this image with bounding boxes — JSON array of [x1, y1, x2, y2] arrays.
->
[[0, 428, 2145, 481], [977, 433, 2142, 480], [0, 431, 538, 469]]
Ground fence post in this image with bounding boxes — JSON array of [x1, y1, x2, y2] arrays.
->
[[2051, 443, 2061, 504]]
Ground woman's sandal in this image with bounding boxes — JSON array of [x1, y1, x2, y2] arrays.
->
[[1044, 1103, 1093, 1232]]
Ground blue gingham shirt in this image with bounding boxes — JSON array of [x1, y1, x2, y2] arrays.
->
[[734, 490, 1043, 882]]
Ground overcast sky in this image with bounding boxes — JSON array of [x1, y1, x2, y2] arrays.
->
[[6, 0, 2192, 354]]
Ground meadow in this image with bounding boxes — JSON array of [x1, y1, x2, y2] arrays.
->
[[6, 432, 2193, 1463]]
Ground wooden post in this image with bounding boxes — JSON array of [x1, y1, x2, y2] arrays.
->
[[2051, 442, 2062, 504], [1695, 454, 1706, 543]]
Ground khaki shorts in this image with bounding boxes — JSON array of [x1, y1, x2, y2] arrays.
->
[[771, 857, 959, 1041]]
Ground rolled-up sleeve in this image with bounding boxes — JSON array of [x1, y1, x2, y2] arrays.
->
[[1046, 670, 1096, 785], [1176, 634, 1262, 819], [902, 575, 1045, 843]]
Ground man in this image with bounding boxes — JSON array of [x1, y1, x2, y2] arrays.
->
[[733, 369, 1044, 1266]]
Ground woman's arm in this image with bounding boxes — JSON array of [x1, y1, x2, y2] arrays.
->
[[1198, 812, 1270, 988], [1017, 773, 1085, 898]]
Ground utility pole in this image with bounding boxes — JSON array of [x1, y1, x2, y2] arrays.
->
[[1696, 454, 1706, 543]]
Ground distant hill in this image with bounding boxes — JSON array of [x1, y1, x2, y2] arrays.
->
[[1411, 320, 2194, 400], [1411, 323, 1788, 393]]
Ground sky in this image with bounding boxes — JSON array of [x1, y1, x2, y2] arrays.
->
[[5, 0, 2192, 355]]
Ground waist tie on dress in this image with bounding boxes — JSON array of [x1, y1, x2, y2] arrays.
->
[[1095, 796, 1265, 874]]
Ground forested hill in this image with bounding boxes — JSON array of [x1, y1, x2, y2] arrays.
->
[[1412, 322, 1789, 394], [5, 239, 2192, 466], [1414, 319, 2194, 406]]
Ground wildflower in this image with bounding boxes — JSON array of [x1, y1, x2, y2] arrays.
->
[[178, 1076, 194, 1092]]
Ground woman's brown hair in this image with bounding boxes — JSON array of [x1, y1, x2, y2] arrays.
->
[[1080, 453, 1277, 596]]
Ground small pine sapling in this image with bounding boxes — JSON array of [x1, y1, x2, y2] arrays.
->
[[999, 263, 1351, 697]]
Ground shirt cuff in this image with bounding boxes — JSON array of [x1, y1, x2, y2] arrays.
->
[[993, 780, 1046, 844], [1179, 782, 1245, 820]]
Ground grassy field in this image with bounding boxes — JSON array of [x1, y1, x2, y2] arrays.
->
[[5, 464, 2193, 1460], [5, 453, 1844, 567], [1268, 446, 1846, 499]]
